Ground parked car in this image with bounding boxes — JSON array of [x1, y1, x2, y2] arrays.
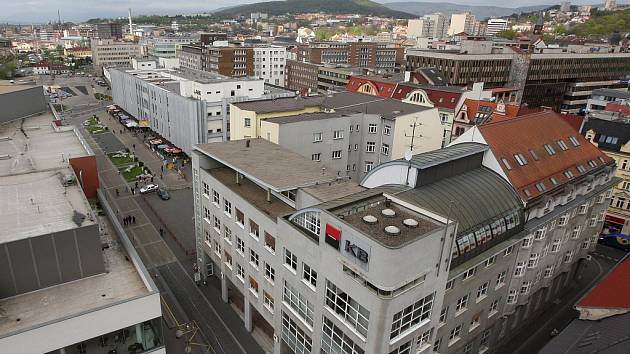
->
[[158, 189, 170, 200], [598, 233, 630, 251], [140, 184, 159, 194]]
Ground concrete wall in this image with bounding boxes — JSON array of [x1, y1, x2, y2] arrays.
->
[[0, 87, 47, 124], [0, 223, 104, 299]]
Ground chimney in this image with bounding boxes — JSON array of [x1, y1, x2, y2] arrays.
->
[[267, 188, 272, 202], [245, 139, 250, 148]]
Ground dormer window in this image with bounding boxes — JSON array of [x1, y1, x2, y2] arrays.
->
[[544, 144, 556, 156], [514, 153, 528, 166], [569, 136, 580, 147], [501, 158, 512, 170], [557, 140, 568, 151]]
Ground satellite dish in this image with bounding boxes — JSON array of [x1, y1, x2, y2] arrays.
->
[[404, 149, 412, 161]]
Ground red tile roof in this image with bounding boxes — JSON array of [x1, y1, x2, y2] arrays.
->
[[559, 114, 585, 132], [606, 103, 630, 116], [578, 256, 630, 310], [460, 99, 542, 124], [479, 110, 614, 201]]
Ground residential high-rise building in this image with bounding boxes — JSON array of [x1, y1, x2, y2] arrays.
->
[[96, 22, 123, 39], [253, 45, 287, 86], [202, 45, 254, 78], [605, 0, 617, 10], [486, 19, 510, 37], [448, 12, 483, 36], [408, 13, 448, 39], [192, 110, 614, 354]]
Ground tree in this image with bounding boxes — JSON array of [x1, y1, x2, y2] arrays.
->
[[496, 29, 517, 40]]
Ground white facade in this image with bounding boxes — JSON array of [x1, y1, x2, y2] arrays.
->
[[254, 46, 287, 86], [486, 19, 509, 37], [408, 14, 448, 39]]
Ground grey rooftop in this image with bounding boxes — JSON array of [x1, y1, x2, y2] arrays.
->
[[195, 138, 341, 191]]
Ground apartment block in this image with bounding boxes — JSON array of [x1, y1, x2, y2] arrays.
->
[[193, 110, 615, 354], [585, 88, 630, 112], [582, 117, 630, 236], [317, 65, 365, 93], [203, 45, 254, 78], [405, 49, 630, 112], [95, 22, 123, 39], [253, 45, 287, 86], [90, 38, 141, 73], [486, 19, 509, 37], [178, 43, 204, 71], [296, 42, 404, 71], [448, 12, 485, 36], [0, 112, 163, 354], [408, 14, 449, 39]]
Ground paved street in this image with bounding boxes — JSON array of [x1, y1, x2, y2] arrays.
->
[[55, 81, 265, 354], [496, 244, 627, 354]]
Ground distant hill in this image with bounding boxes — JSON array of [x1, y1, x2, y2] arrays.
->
[[213, 0, 415, 18], [381, 2, 551, 20]]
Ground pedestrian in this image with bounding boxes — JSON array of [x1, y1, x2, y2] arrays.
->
[[123, 216, 127, 226], [159, 228, 164, 237], [115, 188, 119, 196], [131, 187, 134, 195], [120, 129, 123, 134], [160, 173, 163, 179], [132, 143, 136, 150], [132, 216, 136, 224], [160, 165, 164, 172]]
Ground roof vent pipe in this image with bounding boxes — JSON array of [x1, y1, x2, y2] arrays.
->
[[385, 225, 400, 236]]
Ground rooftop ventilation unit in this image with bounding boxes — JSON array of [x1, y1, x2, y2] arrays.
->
[[382, 208, 395, 218], [385, 225, 400, 236], [403, 218, 419, 228], [363, 215, 377, 225]]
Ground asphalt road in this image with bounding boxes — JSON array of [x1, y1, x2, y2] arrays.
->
[[497, 244, 626, 354], [55, 80, 265, 354]]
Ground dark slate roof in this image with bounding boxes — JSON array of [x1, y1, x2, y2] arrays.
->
[[540, 312, 630, 354], [581, 117, 630, 153], [264, 111, 351, 124], [394, 167, 522, 234], [323, 92, 431, 119], [418, 67, 448, 85], [592, 88, 630, 100], [409, 142, 488, 169], [232, 96, 324, 113]]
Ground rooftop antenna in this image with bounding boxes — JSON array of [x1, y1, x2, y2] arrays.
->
[[405, 119, 423, 153]]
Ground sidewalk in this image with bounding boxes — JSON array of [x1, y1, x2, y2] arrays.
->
[[97, 111, 192, 191]]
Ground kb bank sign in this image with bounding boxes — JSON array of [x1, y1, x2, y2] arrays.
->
[[326, 224, 371, 270]]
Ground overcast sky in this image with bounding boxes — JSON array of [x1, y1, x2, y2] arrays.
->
[[0, 0, 622, 23]]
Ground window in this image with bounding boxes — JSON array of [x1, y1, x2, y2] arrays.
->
[[534, 227, 546, 240], [529, 149, 539, 161], [514, 262, 525, 277], [544, 144, 556, 155], [354, 144, 358, 151], [332, 150, 342, 159], [535, 182, 546, 192], [202, 182, 209, 196], [558, 213, 569, 226], [285, 248, 298, 272], [522, 236, 533, 248], [489, 299, 499, 317], [249, 276, 259, 296], [244, 118, 251, 127], [224, 226, 232, 244], [264, 262, 275, 283], [496, 270, 507, 288], [249, 220, 260, 239], [236, 208, 244, 226], [284, 281, 315, 326], [416, 328, 433, 348], [520, 281, 531, 295], [236, 263, 245, 282], [448, 324, 462, 344], [501, 158, 512, 170], [383, 125, 391, 135], [236, 237, 245, 255], [366, 141, 376, 152], [224, 199, 232, 216], [321, 316, 364, 354], [550, 176, 558, 186], [381, 143, 390, 155], [302, 263, 317, 289], [213, 215, 221, 231], [389, 341, 412, 354], [313, 132, 323, 142], [214, 240, 222, 257], [212, 190, 220, 205], [433, 338, 442, 353], [333, 130, 344, 139], [365, 161, 373, 172], [483, 255, 496, 268], [564, 251, 574, 263], [503, 245, 514, 256], [281, 312, 312, 354], [264, 232, 275, 253], [470, 313, 481, 332], [544, 265, 554, 278], [439, 306, 448, 323], [224, 251, 232, 268], [571, 226, 581, 239], [527, 253, 539, 269], [507, 290, 518, 304], [514, 153, 528, 166], [462, 267, 476, 280], [311, 153, 321, 161], [390, 292, 434, 339], [569, 136, 580, 147], [564, 170, 574, 179], [557, 140, 568, 151], [477, 282, 489, 300], [368, 124, 377, 133], [445, 279, 454, 291], [250, 249, 259, 269], [263, 291, 274, 313], [455, 294, 469, 313], [325, 280, 370, 337]]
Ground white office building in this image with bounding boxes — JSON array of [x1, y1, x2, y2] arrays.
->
[[486, 19, 510, 37], [253, 45, 287, 87], [408, 14, 449, 39]]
